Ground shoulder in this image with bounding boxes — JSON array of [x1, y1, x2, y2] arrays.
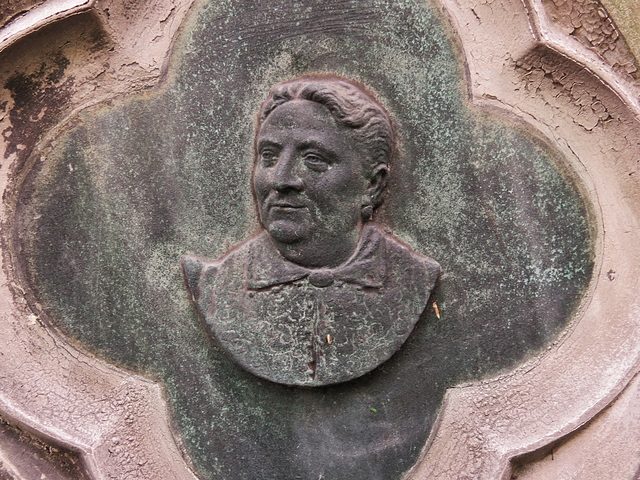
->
[[181, 255, 219, 300], [181, 234, 268, 295], [374, 225, 441, 290]]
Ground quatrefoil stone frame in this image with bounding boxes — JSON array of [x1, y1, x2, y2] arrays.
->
[[1, 0, 639, 478]]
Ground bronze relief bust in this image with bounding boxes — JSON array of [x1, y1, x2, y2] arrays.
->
[[183, 75, 440, 386]]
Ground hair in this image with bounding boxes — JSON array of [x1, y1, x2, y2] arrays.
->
[[256, 74, 395, 215]]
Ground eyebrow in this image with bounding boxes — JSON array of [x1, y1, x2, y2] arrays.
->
[[257, 138, 281, 150]]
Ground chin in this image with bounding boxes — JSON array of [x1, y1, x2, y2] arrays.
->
[[266, 220, 308, 245]]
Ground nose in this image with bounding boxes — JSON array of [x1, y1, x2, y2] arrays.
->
[[273, 150, 303, 192]]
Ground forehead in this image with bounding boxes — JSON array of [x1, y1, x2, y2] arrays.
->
[[257, 99, 358, 149]]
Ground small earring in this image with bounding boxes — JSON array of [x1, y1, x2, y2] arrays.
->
[[362, 204, 374, 221]]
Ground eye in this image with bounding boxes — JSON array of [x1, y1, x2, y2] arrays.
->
[[259, 149, 278, 167], [303, 152, 330, 172]]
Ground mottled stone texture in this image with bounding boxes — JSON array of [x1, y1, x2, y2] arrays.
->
[[601, 0, 640, 66], [0, 12, 110, 167], [0, 0, 45, 27], [12, 0, 593, 479], [542, 0, 639, 82], [0, 416, 87, 480], [517, 45, 616, 131]]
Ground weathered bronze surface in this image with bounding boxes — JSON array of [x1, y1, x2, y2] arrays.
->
[[183, 76, 440, 386]]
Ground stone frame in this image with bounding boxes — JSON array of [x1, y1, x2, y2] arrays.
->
[[1, 0, 639, 477]]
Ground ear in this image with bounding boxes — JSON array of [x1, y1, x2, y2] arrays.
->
[[366, 163, 389, 205]]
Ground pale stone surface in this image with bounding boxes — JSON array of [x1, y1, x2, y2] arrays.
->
[[1, 0, 640, 478], [0, 0, 200, 478], [513, 372, 640, 479], [0, 0, 48, 28], [0, 416, 86, 479]]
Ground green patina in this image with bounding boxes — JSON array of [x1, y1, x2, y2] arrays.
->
[[17, 0, 594, 479]]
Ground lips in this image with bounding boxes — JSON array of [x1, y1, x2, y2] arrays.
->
[[271, 203, 305, 209], [266, 198, 307, 210]]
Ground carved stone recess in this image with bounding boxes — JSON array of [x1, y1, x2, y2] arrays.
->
[[408, 0, 640, 478], [0, 1, 639, 479], [0, 0, 199, 478], [541, 0, 639, 82], [0, 414, 88, 480], [512, 371, 640, 479], [0, 0, 48, 31]]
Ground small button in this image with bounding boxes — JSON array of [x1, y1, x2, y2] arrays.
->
[[308, 270, 334, 287]]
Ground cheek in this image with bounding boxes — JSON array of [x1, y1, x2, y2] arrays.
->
[[310, 177, 362, 215], [322, 169, 367, 200], [252, 167, 270, 201]]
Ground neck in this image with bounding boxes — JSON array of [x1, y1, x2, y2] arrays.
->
[[271, 225, 363, 269]]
